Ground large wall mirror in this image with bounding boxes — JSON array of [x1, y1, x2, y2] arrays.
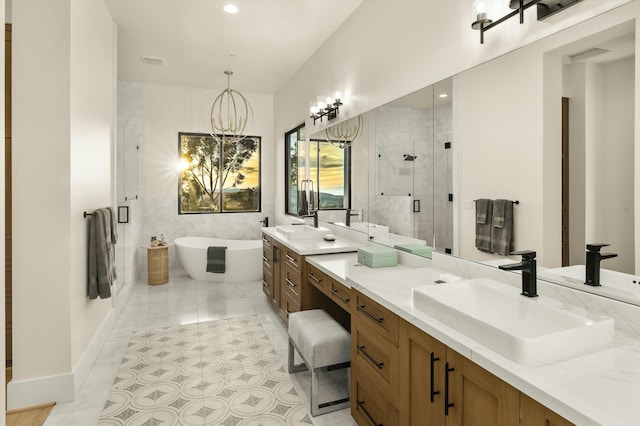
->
[[310, 77, 455, 258], [311, 14, 640, 307]]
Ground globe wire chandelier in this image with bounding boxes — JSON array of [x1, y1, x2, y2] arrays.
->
[[325, 115, 362, 149], [210, 70, 253, 143]]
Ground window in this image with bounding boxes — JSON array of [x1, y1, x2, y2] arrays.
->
[[179, 132, 261, 214], [285, 125, 350, 215]]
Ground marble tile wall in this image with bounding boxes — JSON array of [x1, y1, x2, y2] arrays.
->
[[117, 81, 145, 289]]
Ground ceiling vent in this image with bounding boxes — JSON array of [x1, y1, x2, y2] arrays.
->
[[141, 56, 165, 66]]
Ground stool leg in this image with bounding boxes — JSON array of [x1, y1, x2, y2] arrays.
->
[[310, 364, 351, 416], [288, 339, 307, 374]]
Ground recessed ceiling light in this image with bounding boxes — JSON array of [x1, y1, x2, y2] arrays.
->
[[439, 93, 448, 98], [223, 4, 239, 14]]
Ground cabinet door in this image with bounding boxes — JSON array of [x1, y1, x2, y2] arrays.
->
[[352, 365, 399, 426], [399, 320, 447, 426], [520, 394, 574, 426], [445, 349, 519, 426]]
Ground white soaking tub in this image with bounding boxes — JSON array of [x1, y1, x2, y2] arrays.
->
[[174, 236, 262, 283]]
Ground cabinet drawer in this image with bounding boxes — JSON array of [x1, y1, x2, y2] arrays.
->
[[284, 291, 301, 323], [262, 234, 272, 250], [306, 264, 327, 293], [352, 365, 399, 426], [328, 279, 351, 312], [353, 290, 399, 346], [262, 248, 272, 271], [284, 262, 302, 305], [262, 268, 273, 298], [284, 247, 302, 271], [352, 317, 399, 405]]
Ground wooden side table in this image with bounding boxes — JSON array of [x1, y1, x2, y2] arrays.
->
[[143, 243, 173, 285]]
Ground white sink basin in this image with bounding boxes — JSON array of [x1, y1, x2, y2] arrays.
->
[[542, 265, 640, 304], [412, 278, 614, 365], [275, 225, 330, 240]]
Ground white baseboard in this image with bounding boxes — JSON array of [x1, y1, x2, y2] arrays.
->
[[7, 279, 136, 410]]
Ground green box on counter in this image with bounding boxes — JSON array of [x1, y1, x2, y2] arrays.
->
[[357, 245, 398, 268]]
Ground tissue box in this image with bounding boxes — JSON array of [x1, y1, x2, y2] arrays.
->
[[394, 243, 433, 259], [357, 246, 398, 268]]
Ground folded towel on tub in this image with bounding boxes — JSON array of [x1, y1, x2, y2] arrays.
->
[[206, 246, 227, 273]]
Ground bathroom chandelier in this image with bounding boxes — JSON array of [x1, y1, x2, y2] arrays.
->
[[472, 0, 583, 44], [326, 115, 362, 150], [210, 70, 253, 143]]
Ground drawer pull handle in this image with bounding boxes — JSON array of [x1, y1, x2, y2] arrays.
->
[[285, 254, 297, 263], [307, 273, 322, 283], [262, 238, 270, 244], [444, 361, 455, 416], [430, 352, 440, 403], [331, 289, 350, 304], [262, 280, 268, 288], [357, 305, 384, 324], [357, 345, 384, 369], [286, 278, 296, 288], [262, 255, 268, 262], [357, 400, 383, 426]]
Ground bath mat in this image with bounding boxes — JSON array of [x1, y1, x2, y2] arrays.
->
[[98, 316, 313, 425]]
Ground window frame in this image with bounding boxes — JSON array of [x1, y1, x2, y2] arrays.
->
[[178, 131, 262, 215], [284, 124, 351, 216]]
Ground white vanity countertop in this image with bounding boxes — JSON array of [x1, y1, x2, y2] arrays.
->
[[262, 227, 362, 255], [306, 252, 640, 426]]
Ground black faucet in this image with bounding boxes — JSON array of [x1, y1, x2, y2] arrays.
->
[[585, 243, 618, 286], [259, 217, 269, 227], [302, 210, 318, 228], [498, 250, 538, 298], [345, 209, 359, 226]]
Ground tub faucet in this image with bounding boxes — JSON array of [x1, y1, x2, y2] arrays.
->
[[345, 209, 359, 226], [499, 250, 538, 298], [259, 217, 269, 227], [585, 243, 618, 286], [302, 210, 318, 228]]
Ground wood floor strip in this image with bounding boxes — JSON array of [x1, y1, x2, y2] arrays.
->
[[6, 402, 55, 426]]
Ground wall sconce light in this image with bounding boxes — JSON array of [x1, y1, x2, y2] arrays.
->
[[472, 0, 583, 44], [310, 92, 343, 124]]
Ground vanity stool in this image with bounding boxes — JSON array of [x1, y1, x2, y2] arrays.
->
[[288, 309, 351, 416]]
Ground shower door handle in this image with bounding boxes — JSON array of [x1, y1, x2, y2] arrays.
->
[[414, 199, 421, 213]]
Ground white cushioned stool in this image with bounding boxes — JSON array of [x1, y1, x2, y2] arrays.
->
[[288, 309, 351, 416]]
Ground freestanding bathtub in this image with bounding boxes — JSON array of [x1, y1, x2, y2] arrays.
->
[[174, 236, 262, 283]]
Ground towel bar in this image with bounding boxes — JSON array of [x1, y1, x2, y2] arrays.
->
[[83, 211, 93, 217], [474, 199, 519, 204]]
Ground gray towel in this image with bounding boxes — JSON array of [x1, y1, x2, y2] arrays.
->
[[206, 246, 227, 273], [476, 199, 490, 224], [491, 200, 514, 256], [475, 199, 492, 252], [88, 209, 113, 299], [297, 190, 308, 216]]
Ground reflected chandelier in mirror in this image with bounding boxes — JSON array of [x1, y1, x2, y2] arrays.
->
[[325, 115, 363, 149]]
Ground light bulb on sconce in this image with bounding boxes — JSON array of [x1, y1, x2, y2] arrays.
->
[[472, 0, 492, 30]]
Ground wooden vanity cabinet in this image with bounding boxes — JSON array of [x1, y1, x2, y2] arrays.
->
[[261, 234, 279, 310], [397, 319, 571, 426], [351, 289, 401, 422], [261, 233, 306, 325], [520, 394, 575, 426]]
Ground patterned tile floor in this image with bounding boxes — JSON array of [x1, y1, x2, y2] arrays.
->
[[44, 269, 356, 426]]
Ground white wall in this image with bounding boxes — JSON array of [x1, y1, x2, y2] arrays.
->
[[142, 83, 274, 270], [10, 0, 114, 409]]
